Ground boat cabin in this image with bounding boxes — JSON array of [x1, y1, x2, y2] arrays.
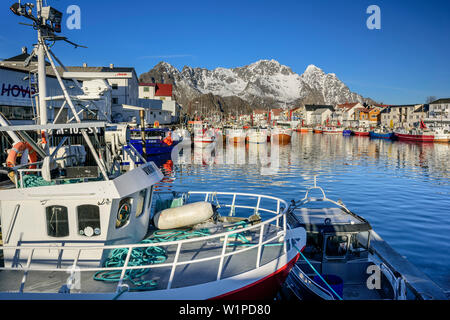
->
[[0, 161, 163, 269]]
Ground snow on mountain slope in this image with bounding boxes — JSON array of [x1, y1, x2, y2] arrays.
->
[[139, 59, 372, 108]]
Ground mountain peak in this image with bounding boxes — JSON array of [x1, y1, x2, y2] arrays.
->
[[304, 64, 323, 74]]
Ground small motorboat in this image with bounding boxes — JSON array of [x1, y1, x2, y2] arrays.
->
[[278, 178, 448, 300], [353, 127, 370, 136], [369, 128, 394, 139]]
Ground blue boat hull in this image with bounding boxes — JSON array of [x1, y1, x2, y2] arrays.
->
[[369, 132, 394, 139], [343, 130, 352, 136], [129, 139, 179, 157]]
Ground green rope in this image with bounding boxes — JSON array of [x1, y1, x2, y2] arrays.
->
[[93, 220, 282, 293]]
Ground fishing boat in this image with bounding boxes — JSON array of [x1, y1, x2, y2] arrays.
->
[[0, 0, 308, 300], [353, 127, 370, 136], [431, 127, 450, 143], [278, 178, 448, 300], [313, 126, 324, 134], [394, 129, 434, 142], [246, 128, 268, 144], [322, 127, 343, 135], [394, 121, 435, 143], [129, 127, 180, 157], [369, 128, 394, 140], [342, 129, 352, 136], [192, 122, 216, 148], [226, 127, 246, 144], [271, 124, 292, 144]]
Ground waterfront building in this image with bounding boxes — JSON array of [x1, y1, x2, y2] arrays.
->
[[425, 98, 450, 127], [333, 102, 364, 126], [139, 83, 182, 123], [380, 104, 428, 128]]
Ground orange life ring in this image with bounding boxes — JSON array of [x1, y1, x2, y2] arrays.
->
[[7, 142, 38, 169], [154, 121, 160, 128]]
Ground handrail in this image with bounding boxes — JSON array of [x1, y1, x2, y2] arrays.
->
[[0, 192, 289, 294]]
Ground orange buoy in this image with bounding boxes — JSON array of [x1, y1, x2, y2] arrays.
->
[[163, 131, 173, 146], [6, 142, 38, 169]]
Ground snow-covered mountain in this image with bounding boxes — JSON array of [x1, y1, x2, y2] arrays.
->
[[139, 59, 374, 112]]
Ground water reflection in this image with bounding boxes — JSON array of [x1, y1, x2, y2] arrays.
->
[[148, 132, 450, 290]]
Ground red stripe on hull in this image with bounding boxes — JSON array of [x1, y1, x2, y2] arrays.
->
[[395, 133, 434, 142], [210, 250, 303, 300], [354, 132, 370, 136]]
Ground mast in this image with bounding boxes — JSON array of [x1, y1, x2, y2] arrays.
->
[[36, 0, 47, 126]]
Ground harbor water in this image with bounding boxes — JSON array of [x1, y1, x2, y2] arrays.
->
[[151, 132, 450, 292]]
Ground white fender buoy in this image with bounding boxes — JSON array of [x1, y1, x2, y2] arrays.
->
[[153, 202, 214, 230]]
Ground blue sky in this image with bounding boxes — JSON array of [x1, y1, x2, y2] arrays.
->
[[1, 0, 449, 104]]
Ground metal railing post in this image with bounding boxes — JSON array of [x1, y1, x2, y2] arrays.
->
[[19, 249, 35, 293], [117, 246, 133, 291], [216, 234, 229, 280], [167, 242, 182, 289], [256, 224, 265, 268]]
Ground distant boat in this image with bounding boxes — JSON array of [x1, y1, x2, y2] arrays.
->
[[342, 129, 352, 136], [313, 126, 324, 134], [369, 128, 394, 139], [431, 127, 450, 143], [394, 121, 434, 142], [323, 127, 343, 134], [271, 125, 292, 144], [353, 127, 370, 136], [247, 128, 268, 144], [129, 128, 180, 156], [394, 129, 434, 142]]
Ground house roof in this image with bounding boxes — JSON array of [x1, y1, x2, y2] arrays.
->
[[430, 98, 450, 104], [271, 108, 283, 116], [304, 105, 334, 112], [154, 83, 173, 97], [253, 109, 267, 114], [336, 102, 359, 109]]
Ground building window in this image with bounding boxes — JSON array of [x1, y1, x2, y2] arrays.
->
[[77, 205, 101, 237], [46, 206, 69, 238], [116, 197, 133, 228], [143, 87, 149, 92]]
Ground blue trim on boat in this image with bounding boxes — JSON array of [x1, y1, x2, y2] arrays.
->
[[369, 131, 394, 139]]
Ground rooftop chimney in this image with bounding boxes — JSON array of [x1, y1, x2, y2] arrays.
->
[[83, 63, 87, 68], [22, 47, 27, 54], [109, 63, 114, 69]]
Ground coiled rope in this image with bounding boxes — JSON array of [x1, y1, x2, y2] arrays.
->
[[94, 220, 282, 293]]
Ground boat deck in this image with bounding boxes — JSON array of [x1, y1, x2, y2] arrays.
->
[[0, 222, 284, 294]]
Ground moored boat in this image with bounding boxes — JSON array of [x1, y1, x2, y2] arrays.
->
[[279, 178, 448, 301], [353, 127, 370, 136], [247, 128, 268, 144], [313, 126, 324, 134], [322, 127, 343, 134], [431, 127, 450, 143], [394, 128, 434, 142], [271, 125, 292, 144], [369, 128, 394, 140]]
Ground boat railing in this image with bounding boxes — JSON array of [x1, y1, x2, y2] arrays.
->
[[0, 192, 291, 295]]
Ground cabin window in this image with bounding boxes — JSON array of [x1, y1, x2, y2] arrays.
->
[[77, 205, 101, 237], [355, 231, 370, 249], [46, 206, 69, 238], [111, 83, 118, 90], [325, 235, 348, 257], [136, 189, 148, 218], [116, 197, 133, 228]]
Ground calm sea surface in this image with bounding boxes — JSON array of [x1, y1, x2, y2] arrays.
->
[[150, 132, 450, 291]]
